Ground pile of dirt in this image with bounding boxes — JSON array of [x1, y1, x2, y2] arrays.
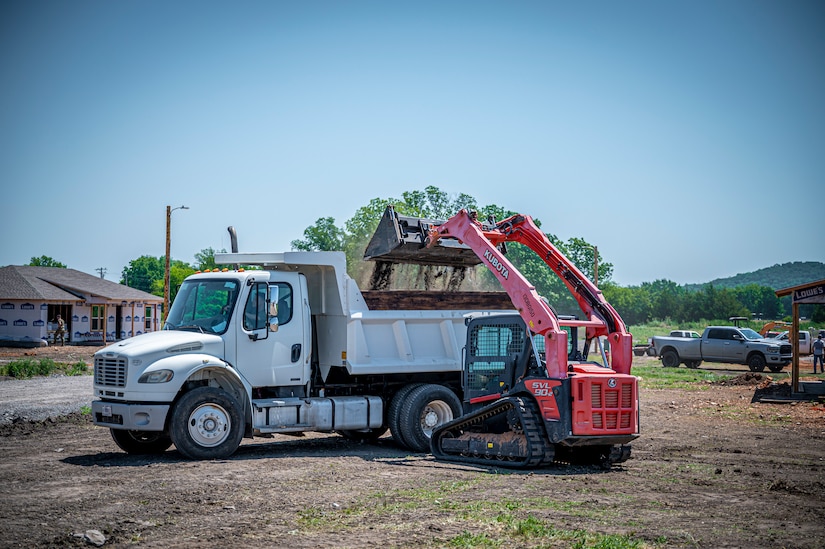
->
[[0, 411, 90, 438], [751, 381, 793, 402], [712, 372, 770, 386]]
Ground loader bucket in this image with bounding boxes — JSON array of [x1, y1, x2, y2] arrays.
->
[[364, 206, 482, 268]]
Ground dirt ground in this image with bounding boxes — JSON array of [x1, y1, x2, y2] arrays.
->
[[1, 346, 824, 548]]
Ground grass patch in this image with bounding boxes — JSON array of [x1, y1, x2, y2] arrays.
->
[[0, 358, 91, 379], [2, 358, 58, 378], [296, 478, 654, 548], [67, 361, 88, 376], [632, 365, 732, 390], [447, 516, 649, 548]]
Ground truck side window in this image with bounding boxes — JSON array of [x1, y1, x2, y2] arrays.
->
[[707, 329, 722, 340], [243, 284, 268, 331], [272, 282, 293, 325]]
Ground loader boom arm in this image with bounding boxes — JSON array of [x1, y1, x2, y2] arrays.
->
[[427, 209, 632, 377]]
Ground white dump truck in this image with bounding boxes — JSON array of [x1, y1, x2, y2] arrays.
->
[[94, 207, 640, 468], [92, 251, 501, 459]]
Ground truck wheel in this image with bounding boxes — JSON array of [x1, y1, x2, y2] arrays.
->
[[170, 387, 244, 460], [768, 364, 784, 373], [747, 354, 767, 372], [398, 384, 461, 453], [110, 429, 172, 455], [388, 383, 423, 449], [684, 360, 702, 369], [661, 350, 680, 368]]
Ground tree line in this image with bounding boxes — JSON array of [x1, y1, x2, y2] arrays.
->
[[25, 185, 822, 324], [290, 185, 820, 325]]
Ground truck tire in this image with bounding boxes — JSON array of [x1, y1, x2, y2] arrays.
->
[[388, 383, 423, 449], [661, 350, 680, 368], [747, 354, 767, 372], [684, 360, 702, 369], [398, 384, 462, 453], [768, 364, 785, 373], [170, 387, 244, 460], [110, 429, 172, 455]]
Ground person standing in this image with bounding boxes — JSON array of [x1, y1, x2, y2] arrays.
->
[[53, 314, 66, 346], [813, 335, 825, 374]]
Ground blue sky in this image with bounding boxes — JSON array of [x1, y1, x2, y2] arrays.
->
[[2, 1, 823, 287]]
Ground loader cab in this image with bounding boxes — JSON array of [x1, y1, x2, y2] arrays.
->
[[464, 315, 525, 402], [462, 314, 580, 411]]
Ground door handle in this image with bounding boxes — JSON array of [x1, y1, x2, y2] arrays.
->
[[291, 343, 301, 363]]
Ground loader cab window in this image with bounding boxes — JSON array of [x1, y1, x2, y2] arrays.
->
[[531, 325, 580, 361], [466, 322, 525, 394]]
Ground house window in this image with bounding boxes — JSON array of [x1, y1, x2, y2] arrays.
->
[[91, 305, 106, 331], [145, 307, 152, 330]]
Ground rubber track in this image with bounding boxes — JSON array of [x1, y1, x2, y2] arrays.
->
[[431, 396, 553, 469]]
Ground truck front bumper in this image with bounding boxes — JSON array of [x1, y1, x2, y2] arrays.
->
[[92, 400, 170, 431]]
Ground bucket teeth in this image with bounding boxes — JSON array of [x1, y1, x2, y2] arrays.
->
[[363, 206, 482, 268]]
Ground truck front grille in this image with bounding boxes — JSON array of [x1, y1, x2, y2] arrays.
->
[[779, 344, 792, 355], [94, 356, 127, 387]]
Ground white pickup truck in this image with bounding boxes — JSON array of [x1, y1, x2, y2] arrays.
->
[[771, 331, 813, 355], [650, 326, 793, 372]]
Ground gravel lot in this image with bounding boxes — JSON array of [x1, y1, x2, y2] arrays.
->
[[0, 375, 92, 424]]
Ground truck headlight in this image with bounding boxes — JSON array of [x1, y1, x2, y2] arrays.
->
[[766, 347, 779, 354], [138, 369, 174, 383]]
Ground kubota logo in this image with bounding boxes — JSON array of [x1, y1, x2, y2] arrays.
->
[[483, 249, 509, 279]]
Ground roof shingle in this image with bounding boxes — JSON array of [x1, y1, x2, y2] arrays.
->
[[0, 266, 162, 303]]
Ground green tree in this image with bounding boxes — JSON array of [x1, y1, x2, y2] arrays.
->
[[150, 260, 195, 302], [27, 256, 66, 268], [643, 279, 686, 322], [811, 305, 825, 324], [602, 284, 652, 326], [291, 217, 345, 252], [194, 247, 227, 271], [564, 238, 613, 285], [733, 284, 784, 319], [121, 256, 164, 293]]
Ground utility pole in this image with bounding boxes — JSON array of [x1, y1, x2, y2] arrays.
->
[[96, 267, 107, 279], [164, 205, 189, 321], [593, 246, 598, 287]]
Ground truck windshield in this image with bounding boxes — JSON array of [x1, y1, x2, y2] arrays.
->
[[164, 279, 240, 334], [740, 328, 763, 340]]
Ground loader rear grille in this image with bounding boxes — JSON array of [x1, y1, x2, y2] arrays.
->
[[574, 375, 638, 435], [94, 356, 127, 388]]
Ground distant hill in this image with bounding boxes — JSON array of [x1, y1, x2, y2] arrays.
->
[[684, 261, 825, 291]]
